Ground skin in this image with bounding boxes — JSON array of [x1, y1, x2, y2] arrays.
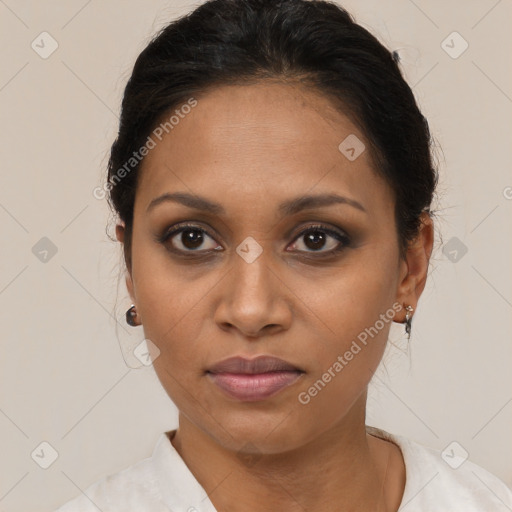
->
[[116, 81, 434, 512]]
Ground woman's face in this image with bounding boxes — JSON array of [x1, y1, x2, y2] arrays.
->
[[118, 82, 423, 453]]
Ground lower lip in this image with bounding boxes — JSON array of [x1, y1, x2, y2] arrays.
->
[[207, 371, 303, 401]]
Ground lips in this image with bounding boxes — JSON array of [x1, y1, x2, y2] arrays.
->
[[206, 355, 304, 401], [207, 355, 303, 374]]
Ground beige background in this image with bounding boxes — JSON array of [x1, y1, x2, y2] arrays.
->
[[0, 0, 511, 510]]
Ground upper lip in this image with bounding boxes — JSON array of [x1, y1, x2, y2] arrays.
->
[[207, 355, 303, 374]]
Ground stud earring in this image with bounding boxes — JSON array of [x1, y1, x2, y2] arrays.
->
[[404, 305, 414, 340], [126, 304, 140, 326]]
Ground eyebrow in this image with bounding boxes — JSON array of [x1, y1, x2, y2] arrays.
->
[[146, 191, 367, 216]]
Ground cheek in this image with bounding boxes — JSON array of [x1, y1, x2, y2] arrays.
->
[[130, 241, 216, 372], [306, 248, 399, 343], [294, 247, 399, 397], [293, 295, 396, 431], [298, 300, 393, 407], [136, 275, 214, 372]]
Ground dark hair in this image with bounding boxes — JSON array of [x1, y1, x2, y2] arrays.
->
[[107, 0, 438, 270]]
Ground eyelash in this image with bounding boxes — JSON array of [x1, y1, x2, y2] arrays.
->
[[157, 222, 351, 258]]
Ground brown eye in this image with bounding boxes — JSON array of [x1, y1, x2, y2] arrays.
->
[[159, 224, 221, 253], [289, 224, 350, 255], [178, 228, 206, 250]]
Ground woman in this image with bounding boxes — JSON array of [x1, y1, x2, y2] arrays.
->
[[56, 0, 512, 510]]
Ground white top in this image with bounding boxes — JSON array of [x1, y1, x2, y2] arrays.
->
[[55, 426, 512, 511]]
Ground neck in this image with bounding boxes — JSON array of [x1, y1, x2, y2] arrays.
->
[[170, 399, 395, 512]]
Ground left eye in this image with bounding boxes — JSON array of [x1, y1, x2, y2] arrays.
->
[[289, 225, 349, 254]]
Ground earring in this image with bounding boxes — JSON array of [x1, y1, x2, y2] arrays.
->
[[404, 305, 414, 340], [126, 304, 140, 326]]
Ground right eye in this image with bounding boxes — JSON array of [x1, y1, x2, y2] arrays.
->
[[158, 223, 222, 254]]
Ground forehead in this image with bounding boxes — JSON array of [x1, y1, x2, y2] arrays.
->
[[135, 82, 393, 220]]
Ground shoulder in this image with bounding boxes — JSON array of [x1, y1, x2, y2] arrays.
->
[[53, 438, 167, 511], [367, 426, 512, 511], [54, 430, 218, 512]]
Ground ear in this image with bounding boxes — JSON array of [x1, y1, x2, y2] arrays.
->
[[116, 223, 136, 304], [395, 212, 434, 321]]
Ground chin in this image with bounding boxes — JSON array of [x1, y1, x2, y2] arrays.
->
[[203, 408, 314, 455]]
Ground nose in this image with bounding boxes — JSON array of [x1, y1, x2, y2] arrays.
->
[[213, 247, 292, 340]]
